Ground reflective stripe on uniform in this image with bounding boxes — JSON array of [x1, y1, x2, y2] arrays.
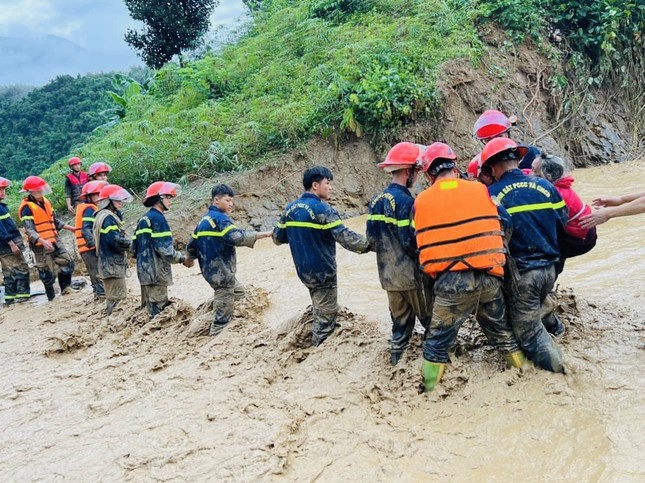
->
[[366, 214, 411, 227], [191, 224, 236, 239], [82, 217, 95, 222], [100, 225, 121, 234], [506, 200, 566, 215], [276, 220, 343, 230], [132, 228, 173, 239], [0, 213, 10, 220]]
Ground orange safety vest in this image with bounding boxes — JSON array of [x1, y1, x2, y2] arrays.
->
[[414, 178, 506, 278], [19, 197, 58, 247], [74, 202, 97, 254]]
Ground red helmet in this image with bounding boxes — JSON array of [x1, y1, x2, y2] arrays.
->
[[88, 162, 112, 177], [481, 138, 528, 166], [21, 176, 52, 194], [97, 184, 133, 207], [474, 110, 512, 140], [143, 181, 166, 203], [68, 156, 82, 167], [378, 142, 422, 172], [420, 142, 457, 175], [467, 156, 481, 178], [0, 177, 12, 188], [81, 180, 108, 197], [143, 181, 181, 206]]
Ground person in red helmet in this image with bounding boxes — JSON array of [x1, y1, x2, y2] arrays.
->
[[366, 142, 432, 365], [64, 157, 89, 215], [88, 162, 112, 182], [75, 180, 108, 300], [482, 137, 568, 373], [132, 181, 194, 319], [93, 184, 133, 315], [414, 142, 524, 391], [19, 176, 75, 301], [0, 177, 31, 305]]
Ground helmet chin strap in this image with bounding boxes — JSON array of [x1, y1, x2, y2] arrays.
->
[[159, 196, 170, 212]]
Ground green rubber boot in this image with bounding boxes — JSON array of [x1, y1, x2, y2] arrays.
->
[[505, 351, 526, 368], [421, 360, 445, 392]]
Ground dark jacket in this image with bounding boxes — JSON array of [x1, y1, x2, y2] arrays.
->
[[186, 205, 257, 289], [95, 209, 131, 279], [132, 208, 185, 286], [81, 205, 97, 248], [0, 202, 23, 256], [488, 169, 568, 272], [366, 183, 419, 291], [273, 192, 370, 288], [64, 171, 89, 206]]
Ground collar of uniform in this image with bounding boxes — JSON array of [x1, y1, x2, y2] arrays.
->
[[387, 182, 412, 196], [498, 168, 525, 182], [302, 192, 321, 201], [208, 205, 225, 214]]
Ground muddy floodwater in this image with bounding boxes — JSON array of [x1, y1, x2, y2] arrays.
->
[[0, 160, 643, 481]]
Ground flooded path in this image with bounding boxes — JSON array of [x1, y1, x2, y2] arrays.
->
[[0, 160, 643, 481]]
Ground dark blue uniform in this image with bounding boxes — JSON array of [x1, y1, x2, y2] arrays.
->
[[95, 209, 131, 314], [186, 205, 258, 334], [0, 202, 30, 303], [273, 192, 370, 345], [488, 168, 568, 373], [366, 183, 431, 363]]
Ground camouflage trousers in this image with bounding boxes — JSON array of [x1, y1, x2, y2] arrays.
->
[[209, 280, 245, 336], [81, 251, 104, 298], [33, 244, 74, 292], [0, 251, 30, 303], [423, 271, 520, 363]]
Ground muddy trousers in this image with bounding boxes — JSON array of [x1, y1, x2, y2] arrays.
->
[[423, 273, 520, 363], [33, 245, 74, 300], [80, 251, 104, 298], [507, 265, 564, 373], [0, 252, 30, 303], [209, 281, 245, 336], [103, 277, 127, 315], [141, 284, 170, 319], [387, 286, 433, 362], [308, 284, 337, 347]]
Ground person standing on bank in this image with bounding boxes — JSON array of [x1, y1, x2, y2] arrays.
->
[[64, 157, 89, 216], [273, 166, 371, 346]]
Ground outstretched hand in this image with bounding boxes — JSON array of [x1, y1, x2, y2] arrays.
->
[[257, 231, 273, 239], [592, 196, 622, 208], [579, 208, 610, 229]]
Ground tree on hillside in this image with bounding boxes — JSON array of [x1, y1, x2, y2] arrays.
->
[[124, 0, 219, 69]]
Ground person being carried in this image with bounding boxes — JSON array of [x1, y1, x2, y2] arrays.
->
[[415, 142, 525, 391], [186, 184, 272, 336], [579, 191, 645, 228], [367, 142, 432, 365], [481, 138, 568, 373], [132, 181, 193, 319], [273, 166, 371, 346], [531, 154, 597, 274], [74, 180, 108, 300], [64, 157, 89, 216], [0, 177, 30, 305], [94, 184, 133, 315], [19, 176, 75, 301]]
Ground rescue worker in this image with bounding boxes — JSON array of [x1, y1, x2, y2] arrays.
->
[[470, 110, 541, 185], [273, 166, 371, 346], [186, 184, 272, 336], [88, 162, 112, 182], [74, 180, 108, 300], [132, 181, 193, 319], [19, 176, 75, 301], [93, 184, 132, 315], [366, 142, 432, 365], [0, 177, 30, 304], [64, 156, 89, 215], [414, 142, 525, 391], [482, 138, 568, 373]]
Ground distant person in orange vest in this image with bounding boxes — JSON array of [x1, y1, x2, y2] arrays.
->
[[74, 180, 108, 300], [19, 176, 75, 301], [366, 142, 432, 365], [579, 191, 645, 228], [88, 162, 112, 182], [0, 177, 31, 305], [414, 143, 525, 392], [65, 157, 89, 215]]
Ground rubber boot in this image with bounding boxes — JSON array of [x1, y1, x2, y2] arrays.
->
[[209, 321, 227, 337], [58, 272, 73, 295], [390, 350, 403, 366], [505, 351, 526, 368], [543, 313, 565, 338], [421, 360, 445, 392], [105, 300, 118, 316], [45, 284, 56, 301]]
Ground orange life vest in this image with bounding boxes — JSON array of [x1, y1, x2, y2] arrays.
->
[[19, 197, 58, 247], [74, 202, 97, 254], [414, 178, 506, 278]]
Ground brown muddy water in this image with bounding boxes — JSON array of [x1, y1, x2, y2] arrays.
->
[[0, 160, 643, 481]]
